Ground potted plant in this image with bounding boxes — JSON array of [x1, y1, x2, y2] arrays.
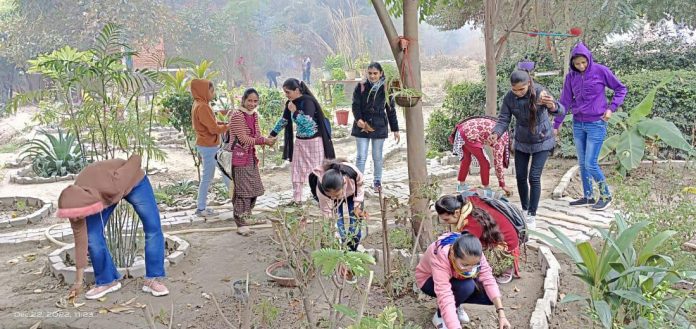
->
[[387, 78, 424, 107], [353, 54, 370, 79]]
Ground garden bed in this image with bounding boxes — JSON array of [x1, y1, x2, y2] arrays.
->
[[10, 165, 76, 184], [0, 196, 53, 227]]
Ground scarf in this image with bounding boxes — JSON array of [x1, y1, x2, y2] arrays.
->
[[454, 202, 473, 231], [369, 76, 386, 94]]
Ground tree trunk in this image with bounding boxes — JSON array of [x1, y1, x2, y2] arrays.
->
[[484, 0, 498, 116], [371, 0, 432, 248]]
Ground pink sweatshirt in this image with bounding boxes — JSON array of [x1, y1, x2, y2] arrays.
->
[[311, 162, 364, 216], [415, 233, 501, 329]]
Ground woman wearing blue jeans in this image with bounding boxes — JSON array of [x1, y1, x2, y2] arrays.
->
[[553, 42, 627, 211], [351, 62, 400, 192]]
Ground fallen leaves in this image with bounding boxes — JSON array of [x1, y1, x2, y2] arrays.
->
[[97, 297, 147, 314], [201, 292, 211, 300]]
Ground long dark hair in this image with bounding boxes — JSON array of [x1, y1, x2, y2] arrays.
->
[[320, 159, 357, 192], [367, 62, 384, 75], [451, 233, 483, 258], [510, 70, 538, 134], [283, 78, 315, 99], [435, 194, 504, 248]]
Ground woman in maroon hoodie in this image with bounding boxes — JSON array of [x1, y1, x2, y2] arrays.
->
[[553, 42, 627, 211]]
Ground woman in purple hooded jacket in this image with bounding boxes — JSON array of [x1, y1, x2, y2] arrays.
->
[[553, 42, 627, 211]]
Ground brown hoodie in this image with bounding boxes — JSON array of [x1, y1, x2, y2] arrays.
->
[[191, 79, 227, 146], [56, 155, 146, 269]]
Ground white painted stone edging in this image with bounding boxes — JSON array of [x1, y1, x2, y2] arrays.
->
[[552, 165, 579, 200], [0, 196, 53, 228], [529, 245, 561, 329], [48, 234, 190, 284]]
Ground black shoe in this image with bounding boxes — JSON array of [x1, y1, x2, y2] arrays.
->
[[569, 197, 596, 207], [592, 197, 612, 211]]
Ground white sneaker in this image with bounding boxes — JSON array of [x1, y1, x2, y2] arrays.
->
[[195, 208, 219, 218], [432, 311, 448, 329], [457, 305, 470, 323], [526, 214, 537, 230]]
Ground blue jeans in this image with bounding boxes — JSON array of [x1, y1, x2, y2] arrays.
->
[[573, 120, 610, 198], [336, 197, 361, 251], [420, 276, 492, 316], [196, 145, 230, 211], [86, 176, 165, 285], [355, 137, 385, 184]]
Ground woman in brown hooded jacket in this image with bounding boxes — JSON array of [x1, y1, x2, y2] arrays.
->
[[57, 155, 168, 300]]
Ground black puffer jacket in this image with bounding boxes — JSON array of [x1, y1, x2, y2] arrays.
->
[[351, 81, 399, 139], [492, 83, 565, 154]]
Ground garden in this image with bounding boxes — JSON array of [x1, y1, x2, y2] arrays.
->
[[0, 1, 695, 329]]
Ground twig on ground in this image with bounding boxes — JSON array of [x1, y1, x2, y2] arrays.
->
[[211, 293, 235, 328]]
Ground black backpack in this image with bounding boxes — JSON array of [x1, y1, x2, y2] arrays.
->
[[461, 190, 529, 245], [308, 164, 359, 202]]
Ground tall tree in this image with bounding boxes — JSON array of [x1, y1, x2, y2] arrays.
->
[[372, 0, 436, 248]]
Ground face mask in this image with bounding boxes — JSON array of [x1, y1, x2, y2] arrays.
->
[[448, 249, 480, 280]]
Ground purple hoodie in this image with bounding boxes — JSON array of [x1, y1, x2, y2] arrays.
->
[[553, 42, 627, 129]]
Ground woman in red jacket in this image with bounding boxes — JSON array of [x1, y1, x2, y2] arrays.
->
[[435, 193, 520, 284]]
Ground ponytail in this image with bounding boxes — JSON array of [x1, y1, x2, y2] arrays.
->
[[510, 70, 538, 134], [283, 78, 316, 98]]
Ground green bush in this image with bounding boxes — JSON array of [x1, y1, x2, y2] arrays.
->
[[593, 38, 696, 75], [426, 81, 486, 152]]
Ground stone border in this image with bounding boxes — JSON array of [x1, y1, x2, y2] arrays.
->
[[10, 165, 76, 184], [48, 234, 190, 284], [552, 165, 579, 200], [529, 244, 560, 329], [0, 196, 53, 227]]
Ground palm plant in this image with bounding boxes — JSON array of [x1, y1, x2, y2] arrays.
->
[[19, 129, 86, 178]]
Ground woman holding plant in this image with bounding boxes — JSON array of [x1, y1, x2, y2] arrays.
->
[[553, 42, 627, 211], [435, 193, 521, 284], [415, 232, 511, 329], [270, 78, 335, 205], [227, 88, 276, 228], [490, 70, 564, 230], [57, 155, 168, 300], [351, 62, 400, 192]]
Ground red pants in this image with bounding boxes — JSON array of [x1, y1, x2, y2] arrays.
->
[[457, 143, 490, 186]]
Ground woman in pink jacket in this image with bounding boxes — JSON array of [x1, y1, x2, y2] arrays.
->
[[416, 232, 511, 329]]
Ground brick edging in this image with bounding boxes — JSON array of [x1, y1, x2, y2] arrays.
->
[[0, 197, 53, 227], [529, 244, 560, 329]]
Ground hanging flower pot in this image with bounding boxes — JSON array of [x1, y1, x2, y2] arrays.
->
[[394, 95, 421, 107]]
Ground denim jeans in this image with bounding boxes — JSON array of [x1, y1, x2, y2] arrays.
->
[[420, 276, 492, 316], [336, 197, 361, 251], [355, 137, 385, 184], [86, 176, 165, 285], [573, 120, 610, 198], [514, 150, 550, 216], [196, 145, 230, 211]]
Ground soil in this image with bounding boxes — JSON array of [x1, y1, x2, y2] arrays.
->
[[0, 202, 40, 221]]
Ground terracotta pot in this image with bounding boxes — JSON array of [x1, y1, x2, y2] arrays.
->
[[335, 109, 350, 125], [266, 260, 297, 287], [394, 95, 421, 107]]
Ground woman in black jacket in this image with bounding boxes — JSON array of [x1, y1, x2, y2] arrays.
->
[[491, 70, 564, 229], [351, 62, 400, 192]]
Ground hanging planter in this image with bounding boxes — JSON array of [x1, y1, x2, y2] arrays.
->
[[394, 95, 422, 107]]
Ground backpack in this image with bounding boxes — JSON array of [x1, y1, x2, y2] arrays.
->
[[308, 164, 359, 202], [461, 189, 529, 245]]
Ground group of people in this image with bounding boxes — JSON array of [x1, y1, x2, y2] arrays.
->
[[55, 41, 625, 329]]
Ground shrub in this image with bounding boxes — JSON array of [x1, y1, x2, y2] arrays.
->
[[593, 37, 696, 75], [19, 129, 86, 177], [426, 81, 486, 152], [534, 215, 696, 329]]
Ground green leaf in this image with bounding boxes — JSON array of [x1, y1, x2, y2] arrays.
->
[[549, 227, 583, 264], [637, 118, 693, 151], [593, 300, 613, 329], [599, 134, 620, 160], [577, 242, 599, 281], [611, 289, 653, 307], [615, 127, 645, 172], [561, 294, 587, 304], [637, 230, 676, 264], [334, 304, 358, 319], [628, 74, 674, 125]]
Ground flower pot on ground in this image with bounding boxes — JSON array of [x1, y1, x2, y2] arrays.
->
[[344, 70, 357, 80], [335, 109, 350, 126], [266, 260, 297, 287]]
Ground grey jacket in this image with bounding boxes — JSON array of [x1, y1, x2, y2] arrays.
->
[[492, 84, 564, 154]]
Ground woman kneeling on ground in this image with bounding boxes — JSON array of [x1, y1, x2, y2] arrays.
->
[[416, 232, 511, 329], [435, 194, 521, 284]]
